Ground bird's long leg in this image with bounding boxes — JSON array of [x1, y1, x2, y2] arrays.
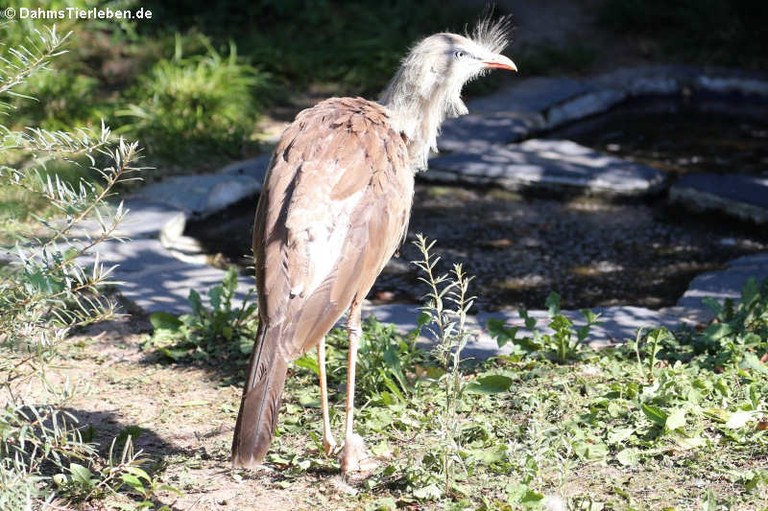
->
[[339, 300, 369, 474], [317, 336, 337, 456]]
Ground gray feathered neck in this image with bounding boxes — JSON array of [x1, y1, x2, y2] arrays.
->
[[380, 17, 511, 171]]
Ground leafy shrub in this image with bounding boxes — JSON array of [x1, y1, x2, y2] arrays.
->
[[0, 26, 172, 509], [13, 68, 101, 130], [120, 37, 269, 162]]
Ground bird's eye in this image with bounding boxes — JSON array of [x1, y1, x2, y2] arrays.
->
[[454, 50, 466, 59]]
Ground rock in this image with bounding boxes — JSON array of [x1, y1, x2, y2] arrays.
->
[[220, 155, 271, 182], [427, 139, 667, 196], [546, 89, 628, 128], [437, 112, 543, 152], [468, 77, 594, 114], [133, 174, 261, 218], [677, 253, 768, 315], [115, 200, 182, 239], [589, 65, 697, 96], [670, 174, 768, 224], [99, 236, 253, 315], [694, 76, 768, 97]]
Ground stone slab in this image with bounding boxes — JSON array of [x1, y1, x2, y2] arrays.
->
[[437, 112, 543, 152], [100, 237, 253, 315], [220, 155, 271, 183], [361, 303, 681, 359], [694, 76, 768, 97], [467, 77, 594, 114], [670, 174, 768, 224], [677, 253, 768, 314], [546, 89, 628, 128], [588, 65, 696, 96], [117, 199, 185, 238], [428, 139, 667, 196], [133, 174, 261, 218]]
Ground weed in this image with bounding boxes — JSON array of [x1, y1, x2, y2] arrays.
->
[[313, 317, 425, 404], [146, 266, 258, 361], [412, 234, 477, 496], [488, 292, 600, 363]]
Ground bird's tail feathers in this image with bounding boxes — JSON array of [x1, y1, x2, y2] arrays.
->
[[231, 323, 290, 468]]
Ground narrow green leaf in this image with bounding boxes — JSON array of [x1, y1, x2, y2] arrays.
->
[[641, 403, 668, 427], [294, 354, 319, 376], [121, 473, 144, 490], [703, 323, 732, 341], [413, 483, 442, 500], [546, 292, 561, 316], [123, 466, 151, 481], [69, 463, 93, 486], [465, 374, 514, 395], [673, 434, 706, 450], [607, 427, 635, 445]]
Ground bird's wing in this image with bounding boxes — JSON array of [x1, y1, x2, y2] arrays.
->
[[254, 97, 413, 359]]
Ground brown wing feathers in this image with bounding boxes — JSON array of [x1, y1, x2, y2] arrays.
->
[[231, 98, 413, 467]]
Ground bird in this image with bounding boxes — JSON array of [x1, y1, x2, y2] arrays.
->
[[232, 16, 517, 474]]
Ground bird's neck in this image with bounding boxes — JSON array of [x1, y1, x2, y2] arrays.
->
[[380, 71, 467, 171]]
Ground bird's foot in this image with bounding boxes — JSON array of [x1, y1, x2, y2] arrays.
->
[[323, 434, 338, 456], [339, 433, 376, 475]]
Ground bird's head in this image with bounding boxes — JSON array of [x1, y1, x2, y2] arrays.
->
[[408, 20, 517, 95], [381, 16, 516, 170]]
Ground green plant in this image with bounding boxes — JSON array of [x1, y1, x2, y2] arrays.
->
[[147, 266, 259, 361], [306, 317, 424, 405], [120, 35, 269, 162], [412, 234, 476, 496], [13, 67, 101, 130], [151, 0, 481, 95], [50, 436, 176, 509], [488, 292, 600, 363], [0, 26, 171, 509]]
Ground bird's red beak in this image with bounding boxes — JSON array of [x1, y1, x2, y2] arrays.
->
[[483, 54, 518, 72]]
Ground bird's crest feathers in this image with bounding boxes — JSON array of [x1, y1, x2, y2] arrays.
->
[[470, 13, 513, 54]]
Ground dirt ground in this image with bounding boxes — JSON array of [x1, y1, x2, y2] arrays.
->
[[65, 316, 339, 511]]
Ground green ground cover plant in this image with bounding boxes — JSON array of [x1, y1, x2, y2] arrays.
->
[[145, 239, 767, 509]]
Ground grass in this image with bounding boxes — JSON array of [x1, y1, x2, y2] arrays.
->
[[117, 36, 270, 163], [141, 243, 767, 510], [143, 0, 481, 96]]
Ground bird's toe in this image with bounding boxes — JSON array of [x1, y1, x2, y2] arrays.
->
[[340, 433, 377, 475], [323, 435, 338, 456]]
